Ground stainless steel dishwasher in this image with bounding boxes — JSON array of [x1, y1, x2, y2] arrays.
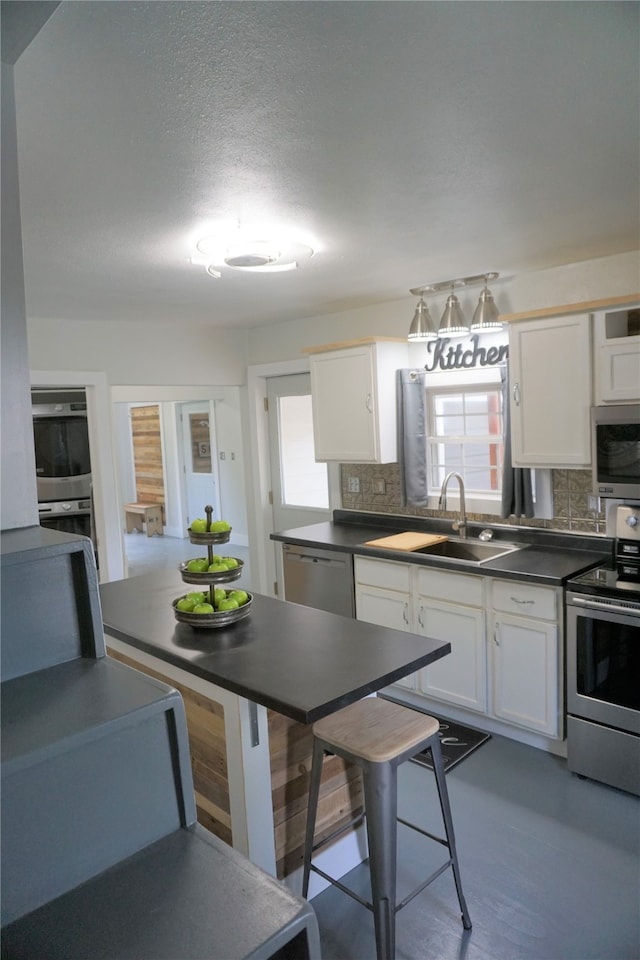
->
[[282, 543, 355, 617]]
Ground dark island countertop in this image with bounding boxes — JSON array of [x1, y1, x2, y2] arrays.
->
[[270, 510, 613, 586], [99, 570, 450, 725]]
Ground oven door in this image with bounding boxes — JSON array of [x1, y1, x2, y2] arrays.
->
[[33, 414, 92, 501], [566, 593, 640, 735]]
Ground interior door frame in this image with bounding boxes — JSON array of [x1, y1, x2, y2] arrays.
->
[[246, 359, 341, 597], [31, 369, 125, 583], [177, 399, 222, 525]]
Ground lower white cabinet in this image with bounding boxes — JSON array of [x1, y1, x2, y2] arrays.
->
[[489, 579, 561, 738], [354, 557, 414, 689], [354, 555, 563, 739], [415, 569, 486, 713]]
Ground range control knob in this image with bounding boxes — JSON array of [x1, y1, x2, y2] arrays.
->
[[627, 514, 639, 528]]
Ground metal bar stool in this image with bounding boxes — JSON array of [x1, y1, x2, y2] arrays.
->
[[302, 697, 472, 960]]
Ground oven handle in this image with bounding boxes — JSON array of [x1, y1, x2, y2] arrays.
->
[[568, 595, 640, 617]]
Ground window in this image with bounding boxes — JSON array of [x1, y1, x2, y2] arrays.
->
[[426, 383, 504, 499], [278, 394, 329, 509]]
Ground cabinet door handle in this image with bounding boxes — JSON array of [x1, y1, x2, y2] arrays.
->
[[418, 606, 424, 629], [511, 596, 534, 605], [402, 603, 409, 624], [513, 383, 521, 406], [365, 393, 373, 413], [494, 624, 500, 646]]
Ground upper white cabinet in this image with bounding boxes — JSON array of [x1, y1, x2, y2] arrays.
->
[[593, 305, 640, 404], [307, 338, 408, 462], [508, 314, 592, 468]]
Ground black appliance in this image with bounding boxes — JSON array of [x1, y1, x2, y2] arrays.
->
[[32, 390, 92, 503], [591, 403, 640, 501], [38, 498, 93, 540], [566, 504, 640, 795]]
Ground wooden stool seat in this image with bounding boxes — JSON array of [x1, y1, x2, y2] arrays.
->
[[303, 696, 471, 960], [124, 503, 163, 537], [313, 697, 440, 762]]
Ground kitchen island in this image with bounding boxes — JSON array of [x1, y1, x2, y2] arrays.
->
[[100, 569, 449, 889]]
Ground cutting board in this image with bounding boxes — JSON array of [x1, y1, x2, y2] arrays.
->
[[364, 531, 449, 551]]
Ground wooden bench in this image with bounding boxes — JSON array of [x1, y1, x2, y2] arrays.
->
[[124, 503, 163, 537]]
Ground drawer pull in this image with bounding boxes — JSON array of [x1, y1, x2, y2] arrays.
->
[[365, 393, 373, 413], [511, 596, 534, 605]]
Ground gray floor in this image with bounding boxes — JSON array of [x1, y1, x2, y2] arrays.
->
[[311, 733, 640, 960], [123, 531, 251, 583], [122, 532, 638, 960]]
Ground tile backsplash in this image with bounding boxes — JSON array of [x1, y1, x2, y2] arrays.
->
[[340, 464, 607, 535]]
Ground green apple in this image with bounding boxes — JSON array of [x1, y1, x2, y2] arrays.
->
[[208, 562, 228, 573], [213, 587, 226, 606], [217, 598, 239, 611], [193, 602, 214, 614], [185, 590, 205, 605], [209, 519, 231, 533], [176, 597, 196, 612], [223, 557, 239, 570], [212, 554, 223, 564], [187, 558, 208, 573], [229, 589, 249, 605], [190, 518, 208, 533]]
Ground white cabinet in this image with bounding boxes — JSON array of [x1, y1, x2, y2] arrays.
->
[[508, 315, 592, 467], [593, 305, 640, 404], [308, 338, 408, 462], [489, 580, 561, 738], [354, 557, 414, 688], [354, 554, 564, 741], [415, 568, 486, 714]]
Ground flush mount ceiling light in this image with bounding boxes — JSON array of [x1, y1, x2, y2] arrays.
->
[[408, 272, 501, 339], [191, 226, 315, 278]]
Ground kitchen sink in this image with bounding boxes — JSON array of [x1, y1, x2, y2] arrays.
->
[[414, 539, 522, 565]]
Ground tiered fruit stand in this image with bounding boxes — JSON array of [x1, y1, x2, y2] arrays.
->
[[172, 505, 252, 628]]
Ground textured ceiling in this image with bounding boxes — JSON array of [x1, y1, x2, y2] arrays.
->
[[10, 1, 640, 329]]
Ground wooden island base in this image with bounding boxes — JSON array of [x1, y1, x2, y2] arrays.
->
[[108, 646, 363, 880]]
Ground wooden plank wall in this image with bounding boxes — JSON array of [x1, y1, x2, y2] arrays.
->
[[108, 650, 364, 879], [107, 650, 232, 846], [268, 710, 363, 879], [131, 405, 165, 520]]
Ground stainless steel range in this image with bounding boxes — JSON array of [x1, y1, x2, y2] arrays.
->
[[566, 504, 640, 795]]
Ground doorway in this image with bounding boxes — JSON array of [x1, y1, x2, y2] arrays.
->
[[178, 401, 222, 524], [266, 374, 330, 533]]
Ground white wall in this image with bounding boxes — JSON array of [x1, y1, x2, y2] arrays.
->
[[247, 250, 640, 364], [27, 319, 249, 387], [1, 61, 39, 529]]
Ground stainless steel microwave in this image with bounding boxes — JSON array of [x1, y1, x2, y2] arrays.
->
[[592, 404, 640, 500]]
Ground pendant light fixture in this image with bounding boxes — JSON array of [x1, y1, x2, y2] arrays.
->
[[438, 286, 469, 337], [470, 280, 502, 331], [408, 272, 501, 340], [408, 297, 438, 340]]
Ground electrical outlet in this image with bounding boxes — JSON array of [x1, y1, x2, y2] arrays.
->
[[373, 478, 386, 495], [347, 476, 360, 493], [588, 494, 600, 512]]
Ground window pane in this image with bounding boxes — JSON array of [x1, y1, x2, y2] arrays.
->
[[279, 395, 329, 508], [427, 384, 504, 497]]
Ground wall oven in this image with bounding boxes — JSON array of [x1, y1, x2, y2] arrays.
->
[[566, 505, 640, 795], [32, 390, 92, 503]]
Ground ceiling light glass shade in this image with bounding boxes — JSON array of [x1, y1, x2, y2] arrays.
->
[[438, 292, 469, 337], [470, 286, 502, 330], [408, 298, 438, 340]]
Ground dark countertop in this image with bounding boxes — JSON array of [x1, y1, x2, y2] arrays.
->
[[99, 570, 450, 725], [270, 511, 612, 586]]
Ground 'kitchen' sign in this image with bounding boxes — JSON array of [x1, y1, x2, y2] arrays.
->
[[424, 334, 508, 372]]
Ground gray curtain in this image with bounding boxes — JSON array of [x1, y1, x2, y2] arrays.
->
[[501, 365, 534, 518], [397, 369, 428, 508]]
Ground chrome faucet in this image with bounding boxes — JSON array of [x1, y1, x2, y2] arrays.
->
[[439, 471, 467, 538]]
